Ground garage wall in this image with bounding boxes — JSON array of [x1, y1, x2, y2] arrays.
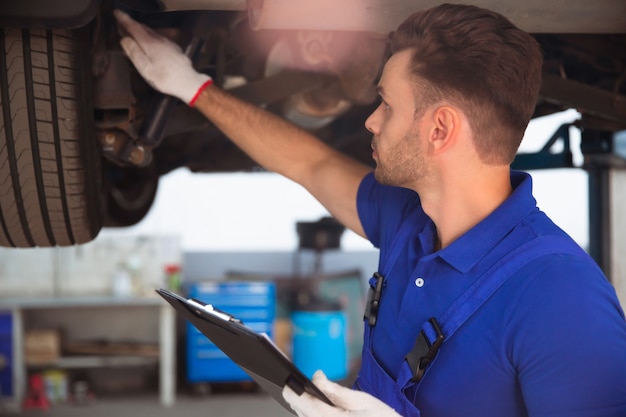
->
[[183, 250, 378, 284], [0, 235, 181, 297], [0, 234, 376, 297]]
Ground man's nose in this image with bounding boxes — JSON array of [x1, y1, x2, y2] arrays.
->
[[365, 108, 379, 135]]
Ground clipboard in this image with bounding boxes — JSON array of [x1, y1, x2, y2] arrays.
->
[[155, 288, 334, 414]]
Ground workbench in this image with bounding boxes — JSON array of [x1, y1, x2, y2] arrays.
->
[[0, 296, 175, 411]]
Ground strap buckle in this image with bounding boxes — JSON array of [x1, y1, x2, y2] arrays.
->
[[363, 272, 384, 326], [405, 318, 445, 382]]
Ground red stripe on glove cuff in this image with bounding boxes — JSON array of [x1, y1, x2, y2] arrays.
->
[[189, 78, 214, 107]]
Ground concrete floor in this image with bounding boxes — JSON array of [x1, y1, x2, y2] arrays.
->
[[4, 392, 294, 417]]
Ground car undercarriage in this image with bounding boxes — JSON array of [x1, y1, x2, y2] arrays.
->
[[0, 0, 625, 247]]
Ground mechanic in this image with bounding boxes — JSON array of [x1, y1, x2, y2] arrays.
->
[[114, 4, 626, 417]]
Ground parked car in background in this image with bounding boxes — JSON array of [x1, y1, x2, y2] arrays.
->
[[0, 0, 624, 247]]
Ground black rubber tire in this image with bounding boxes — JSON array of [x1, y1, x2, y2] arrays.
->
[[0, 26, 102, 247]]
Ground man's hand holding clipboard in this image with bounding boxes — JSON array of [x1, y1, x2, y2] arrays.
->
[[282, 370, 401, 417]]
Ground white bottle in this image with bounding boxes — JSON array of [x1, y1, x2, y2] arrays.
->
[[112, 264, 132, 297]]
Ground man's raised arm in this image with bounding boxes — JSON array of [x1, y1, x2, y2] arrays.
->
[[114, 10, 371, 238]]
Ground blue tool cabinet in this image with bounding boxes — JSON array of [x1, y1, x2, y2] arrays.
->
[[186, 281, 276, 384], [0, 312, 13, 397]]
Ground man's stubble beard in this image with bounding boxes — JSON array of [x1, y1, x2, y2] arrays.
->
[[374, 127, 428, 188]]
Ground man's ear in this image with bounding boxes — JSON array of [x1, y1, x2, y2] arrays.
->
[[429, 106, 460, 154]]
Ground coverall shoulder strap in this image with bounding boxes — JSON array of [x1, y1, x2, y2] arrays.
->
[[409, 234, 585, 382], [438, 234, 583, 339]]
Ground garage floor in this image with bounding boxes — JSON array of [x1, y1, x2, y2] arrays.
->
[[4, 392, 294, 417]]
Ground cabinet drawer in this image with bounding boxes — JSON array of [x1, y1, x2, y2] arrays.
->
[[187, 354, 250, 382], [188, 282, 276, 312], [0, 339, 12, 397], [0, 313, 11, 338]]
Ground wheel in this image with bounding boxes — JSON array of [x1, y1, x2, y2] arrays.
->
[[0, 26, 102, 247], [103, 161, 158, 227]]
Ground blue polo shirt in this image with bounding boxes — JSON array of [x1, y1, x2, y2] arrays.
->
[[357, 170, 626, 417]]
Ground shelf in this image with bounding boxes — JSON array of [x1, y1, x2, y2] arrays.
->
[[0, 295, 165, 310], [29, 355, 158, 369]]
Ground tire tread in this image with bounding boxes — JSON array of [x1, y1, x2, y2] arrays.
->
[[0, 26, 102, 247]]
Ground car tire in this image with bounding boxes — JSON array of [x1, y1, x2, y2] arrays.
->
[[0, 26, 102, 247]]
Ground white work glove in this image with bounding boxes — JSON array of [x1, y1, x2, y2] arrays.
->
[[113, 10, 213, 106], [282, 370, 402, 417]]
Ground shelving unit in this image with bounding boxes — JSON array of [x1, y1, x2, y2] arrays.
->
[[0, 296, 175, 412]]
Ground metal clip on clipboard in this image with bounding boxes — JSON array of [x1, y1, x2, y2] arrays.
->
[[187, 298, 243, 323]]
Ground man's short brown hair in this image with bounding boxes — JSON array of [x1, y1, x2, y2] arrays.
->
[[391, 3, 543, 165]]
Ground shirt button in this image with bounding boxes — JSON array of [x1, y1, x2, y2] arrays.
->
[[415, 277, 425, 287]]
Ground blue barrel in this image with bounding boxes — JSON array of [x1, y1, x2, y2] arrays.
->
[[291, 300, 347, 381]]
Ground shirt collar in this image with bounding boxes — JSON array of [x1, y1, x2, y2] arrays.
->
[[436, 170, 538, 273]]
